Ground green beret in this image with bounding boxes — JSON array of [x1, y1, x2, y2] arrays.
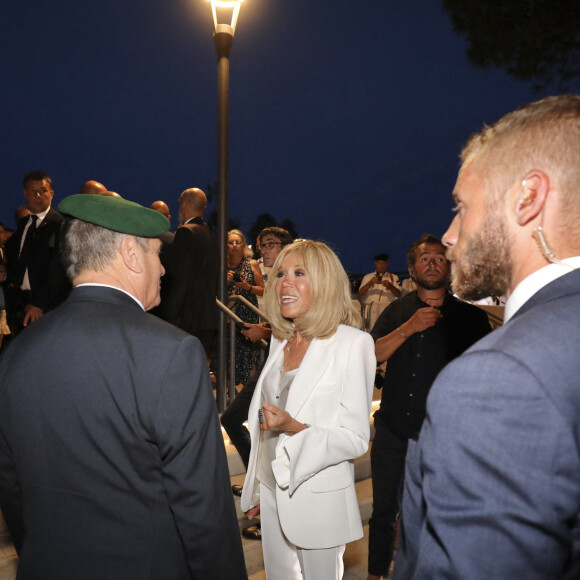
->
[[58, 194, 170, 237]]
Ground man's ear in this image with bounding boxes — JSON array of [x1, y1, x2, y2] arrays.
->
[[408, 267, 415, 280], [515, 170, 549, 226], [120, 236, 144, 274]]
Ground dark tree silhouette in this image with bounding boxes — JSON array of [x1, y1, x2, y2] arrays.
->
[[203, 182, 240, 236], [280, 219, 299, 241], [247, 213, 300, 256], [443, 0, 580, 91], [248, 213, 277, 247]]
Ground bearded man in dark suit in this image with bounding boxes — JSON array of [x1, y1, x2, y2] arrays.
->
[[0, 194, 246, 580], [158, 187, 219, 357]]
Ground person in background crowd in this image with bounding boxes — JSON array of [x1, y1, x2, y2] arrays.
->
[[150, 200, 171, 223], [241, 240, 375, 580], [394, 95, 580, 580], [400, 276, 417, 297], [367, 234, 491, 580], [14, 206, 30, 224], [3, 171, 70, 338], [358, 253, 402, 304], [157, 188, 218, 357], [358, 253, 402, 330], [0, 193, 246, 579], [0, 223, 10, 350], [224, 229, 264, 385], [80, 180, 107, 195]]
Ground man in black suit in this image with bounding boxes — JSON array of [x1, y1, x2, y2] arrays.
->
[[0, 194, 246, 579], [158, 188, 219, 357], [3, 171, 69, 336]]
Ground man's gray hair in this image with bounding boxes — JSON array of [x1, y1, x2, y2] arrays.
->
[[61, 219, 149, 281]]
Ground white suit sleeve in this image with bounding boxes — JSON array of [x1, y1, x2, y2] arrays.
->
[[272, 330, 375, 494]]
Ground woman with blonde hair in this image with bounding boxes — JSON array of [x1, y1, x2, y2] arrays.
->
[[241, 240, 375, 580], [226, 229, 264, 384]]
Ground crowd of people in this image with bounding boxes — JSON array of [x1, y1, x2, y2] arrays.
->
[[1, 93, 580, 580]]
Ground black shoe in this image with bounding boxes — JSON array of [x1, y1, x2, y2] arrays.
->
[[242, 523, 261, 540], [232, 484, 243, 497]]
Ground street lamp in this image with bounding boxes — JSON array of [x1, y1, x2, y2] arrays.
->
[[207, 0, 243, 412], [208, 0, 243, 35]]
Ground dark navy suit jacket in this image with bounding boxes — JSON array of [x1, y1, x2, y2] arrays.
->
[[3, 208, 70, 312], [394, 269, 580, 579], [0, 286, 246, 579], [158, 218, 219, 335]]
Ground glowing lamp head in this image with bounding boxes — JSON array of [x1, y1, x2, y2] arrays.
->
[[207, 0, 243, 35]]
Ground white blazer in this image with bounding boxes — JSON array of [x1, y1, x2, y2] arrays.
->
[[240, 324, 375, 549]]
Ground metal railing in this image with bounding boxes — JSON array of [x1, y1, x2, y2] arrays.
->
[[215, 296, 269, 412]]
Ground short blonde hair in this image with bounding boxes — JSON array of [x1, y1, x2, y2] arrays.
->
[[264, 240, 362, 341], [462, 95, 580, 235]]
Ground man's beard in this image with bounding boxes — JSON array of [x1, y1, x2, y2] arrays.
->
[[414, 270, 447, 291], [448, 209, 513, 301]]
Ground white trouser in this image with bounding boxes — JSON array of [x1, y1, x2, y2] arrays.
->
[[260, 482, 345, 580]]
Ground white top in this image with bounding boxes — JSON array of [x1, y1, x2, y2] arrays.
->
[[360, 271, 400, 305], [257, 359, 298, 490]]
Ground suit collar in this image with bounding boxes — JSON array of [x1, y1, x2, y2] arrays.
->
[[184, 216, 205, 226], [512, 268, 580, 320], [69, 285, 145, 311], [18, 207, 60, 232]]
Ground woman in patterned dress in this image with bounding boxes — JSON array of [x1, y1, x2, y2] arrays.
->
[[226, 229, 264, 385]]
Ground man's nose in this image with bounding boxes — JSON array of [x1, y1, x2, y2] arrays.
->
[[442, 215, 459, 247]]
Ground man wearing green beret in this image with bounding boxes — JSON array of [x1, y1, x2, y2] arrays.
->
[[0, 194, 247, 579]]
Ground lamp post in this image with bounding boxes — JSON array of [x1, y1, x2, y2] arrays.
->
[[207, 0, 243, 412]]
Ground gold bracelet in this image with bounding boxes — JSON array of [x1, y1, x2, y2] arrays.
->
[[397, 327, 407, 339]]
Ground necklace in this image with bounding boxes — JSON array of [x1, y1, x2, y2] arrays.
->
[[423, 291, 446, 306]]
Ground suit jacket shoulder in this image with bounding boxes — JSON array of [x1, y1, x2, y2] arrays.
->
[[398, 270, 580, 580]]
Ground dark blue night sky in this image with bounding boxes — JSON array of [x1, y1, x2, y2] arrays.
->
[[1, 0, 558, 274]]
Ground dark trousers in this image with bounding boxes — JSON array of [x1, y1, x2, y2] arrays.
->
[[368, 419, 409, 576], [220, 364, 261, 469]]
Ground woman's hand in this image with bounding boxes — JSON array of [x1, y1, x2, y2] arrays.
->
[[245, 504, 260, 521], [260, 402, 308, 434]]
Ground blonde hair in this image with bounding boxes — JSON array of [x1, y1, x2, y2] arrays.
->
[[461, 95, 580, 235], [264, 240, 362, 341], [228, 229, 253, 259]]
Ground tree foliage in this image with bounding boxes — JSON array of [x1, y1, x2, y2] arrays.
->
[[247, 213, 299, 253], [442, 0, 580, 91]]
